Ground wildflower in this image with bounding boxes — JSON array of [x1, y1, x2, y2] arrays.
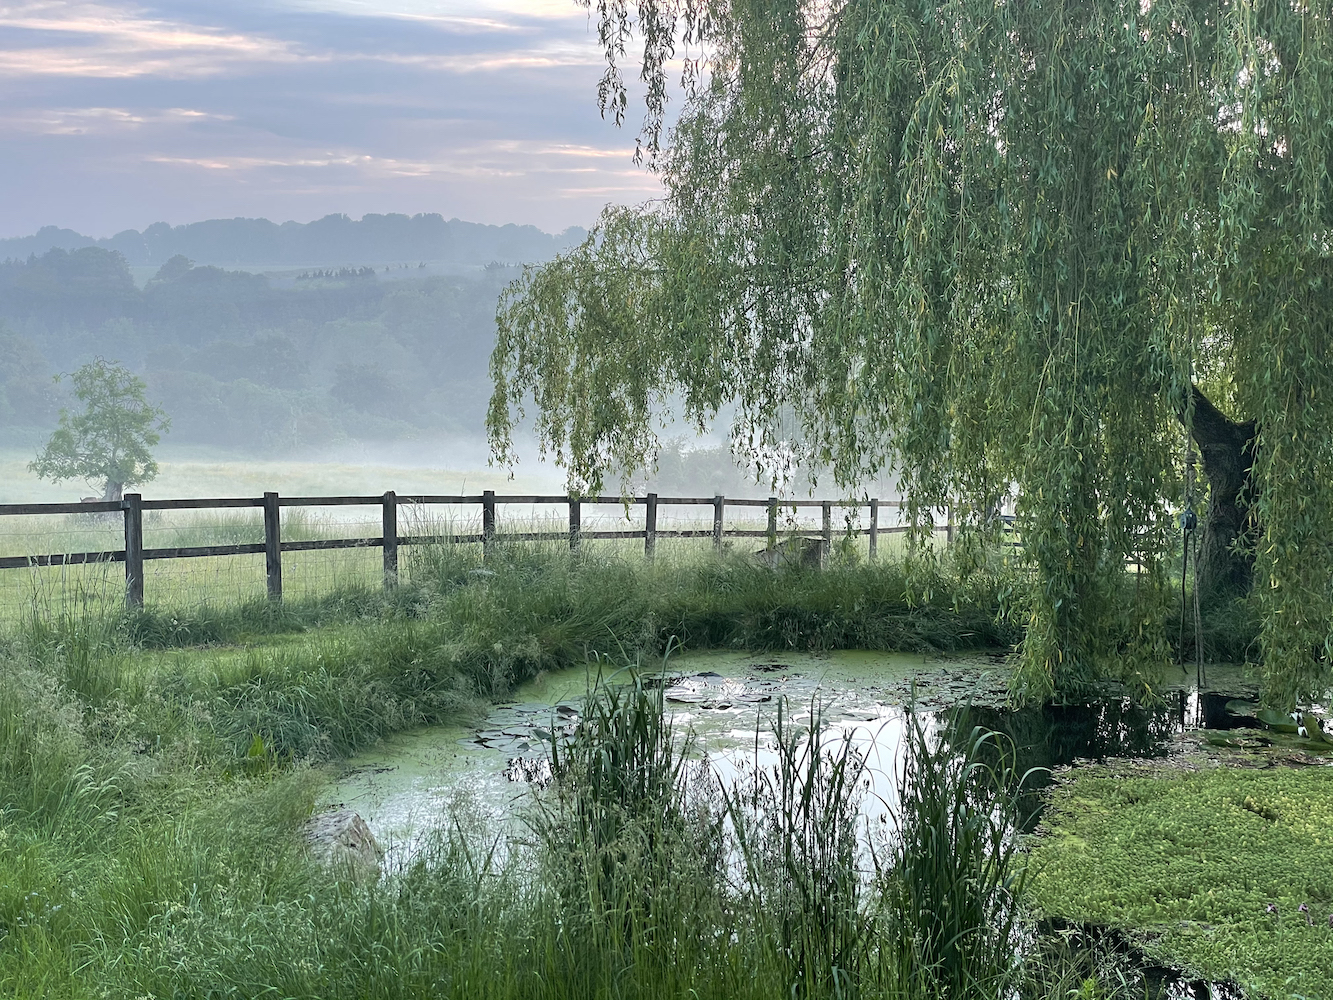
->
[[1266, 903, 1278, 914], [1299, 904, 1313, 926]]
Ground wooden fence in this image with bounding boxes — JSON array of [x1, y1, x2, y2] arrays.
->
[[0, 491, 939, 608]]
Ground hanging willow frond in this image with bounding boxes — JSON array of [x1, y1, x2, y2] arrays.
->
[[490, 0, 1333, 705]]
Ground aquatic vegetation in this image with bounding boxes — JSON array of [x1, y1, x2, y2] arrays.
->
[[1028, 763, 1333, 998], [880, 713, 1033, 999], [726, 701, 869, 996]]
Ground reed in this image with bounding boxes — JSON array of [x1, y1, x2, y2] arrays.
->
[[878, 710, 1033, 999]]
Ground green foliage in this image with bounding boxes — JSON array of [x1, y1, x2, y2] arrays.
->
[[726, 702, 869, 995], [1029, 765, 1333, 999], [880, 715, 1030, 999], [489, 0, 1333, 706], [29, 358, 167, 499], [0, 566, 1186, 1000], [533, 675, 725, 980]]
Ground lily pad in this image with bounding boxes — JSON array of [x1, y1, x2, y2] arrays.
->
[[1256, 709, 1300, 734]]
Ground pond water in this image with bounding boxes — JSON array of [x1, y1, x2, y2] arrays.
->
[[322, 650, 1256, 862]]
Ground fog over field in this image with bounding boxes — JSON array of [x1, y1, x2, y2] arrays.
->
[[0, 214, 829, 503], [0, 215, 569, 450]]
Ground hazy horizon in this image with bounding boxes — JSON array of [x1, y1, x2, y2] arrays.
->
[[0, 1, 771, 500], [3, 210, 585, 247]]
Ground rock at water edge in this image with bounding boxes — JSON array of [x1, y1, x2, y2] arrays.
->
[[305, 808, 384, 872]]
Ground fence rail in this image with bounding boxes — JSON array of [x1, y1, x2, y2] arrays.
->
[[0, 490, 952, 608]]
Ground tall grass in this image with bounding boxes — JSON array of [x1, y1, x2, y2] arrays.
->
[[0, 622, 1156, 999], [879, 713, 1034, 999], [727, 701, 870, 996]]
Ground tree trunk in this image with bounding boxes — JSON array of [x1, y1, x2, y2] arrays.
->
[[1186, 386, 1256, 598], [103, 481, 124, 503]]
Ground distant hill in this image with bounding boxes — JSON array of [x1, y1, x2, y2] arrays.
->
[[0, 213, 588, 268], [0, 245, 520, 451]]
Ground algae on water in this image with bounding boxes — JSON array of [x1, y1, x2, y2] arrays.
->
[[1027, 759, 1333, 998]]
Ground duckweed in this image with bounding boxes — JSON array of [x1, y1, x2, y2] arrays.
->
[[1028, 765, 1333, 998]]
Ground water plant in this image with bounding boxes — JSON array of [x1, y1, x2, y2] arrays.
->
[[531, 671, 721, 954], [1029, 761, 1333, 998], [879, 711, 1034, 999], [726, 701, 870, 997]]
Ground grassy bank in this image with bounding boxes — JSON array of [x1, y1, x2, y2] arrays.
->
[[0, 544, 1025, 997], [0, 643, 1146, 999]]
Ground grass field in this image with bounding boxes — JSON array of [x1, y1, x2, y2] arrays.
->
[[1, 522, 1190, 998], [0, 445, 936, 622], [0, 445, 555, 505]]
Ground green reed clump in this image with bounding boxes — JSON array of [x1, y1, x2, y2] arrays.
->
[[880, 712, 1032, 999], [531, 673, 726, 984], [727, 701, 870, 997]]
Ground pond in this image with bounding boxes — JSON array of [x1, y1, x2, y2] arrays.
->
[[322, 649, 1257, 861]]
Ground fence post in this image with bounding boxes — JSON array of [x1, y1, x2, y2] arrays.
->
[[482, 490, 496, 558], [713, 495, 725, 551], [644, 492, 657, 559], [766, 497, 778, 552], [868, 498, 879, 560], [382, 490, 398, 589], [569, 497, 581, 552], [123, 492, 143, 609], [263, 491, 282, 602], [821, 501, 832, 566]]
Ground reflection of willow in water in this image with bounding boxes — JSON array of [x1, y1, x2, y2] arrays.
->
[[945, 695, 1184, 829]]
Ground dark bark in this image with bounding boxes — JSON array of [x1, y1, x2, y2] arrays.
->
[[1185, 385, 1256, 597]]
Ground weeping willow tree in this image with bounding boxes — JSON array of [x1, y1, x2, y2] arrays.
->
[[488, 0, 1333, 706]]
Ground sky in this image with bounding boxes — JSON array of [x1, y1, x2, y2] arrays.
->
[[0, 0, 665, 237]]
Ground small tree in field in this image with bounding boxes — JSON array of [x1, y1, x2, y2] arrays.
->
[[31, 359, 169, 502]]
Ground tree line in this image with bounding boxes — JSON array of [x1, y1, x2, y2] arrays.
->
[[0, 213, 587, 268], [0, 247, 512, 451]]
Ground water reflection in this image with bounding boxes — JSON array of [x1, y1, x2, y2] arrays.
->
[[329, 654, 1246, 858], [947, 694, 1184, 829]]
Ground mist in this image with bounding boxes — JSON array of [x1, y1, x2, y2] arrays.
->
[[0, 213, 846, 505]]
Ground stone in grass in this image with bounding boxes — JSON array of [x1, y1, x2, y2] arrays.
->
[[305, 808, 384, 873]]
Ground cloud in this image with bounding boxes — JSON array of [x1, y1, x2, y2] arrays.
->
[[283, 0, 585, 24], [0, 0, 604, 79], [0, 1, 311, 78], [0, 0, 666, 235], [144, 140, 651, 183], [0, 105, 234, 133]]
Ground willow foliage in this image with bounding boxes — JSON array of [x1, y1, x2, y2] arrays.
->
[[489, 0, 1333, 705]]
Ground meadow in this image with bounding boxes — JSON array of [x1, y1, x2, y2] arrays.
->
[[0, 455, 1274, 998]]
